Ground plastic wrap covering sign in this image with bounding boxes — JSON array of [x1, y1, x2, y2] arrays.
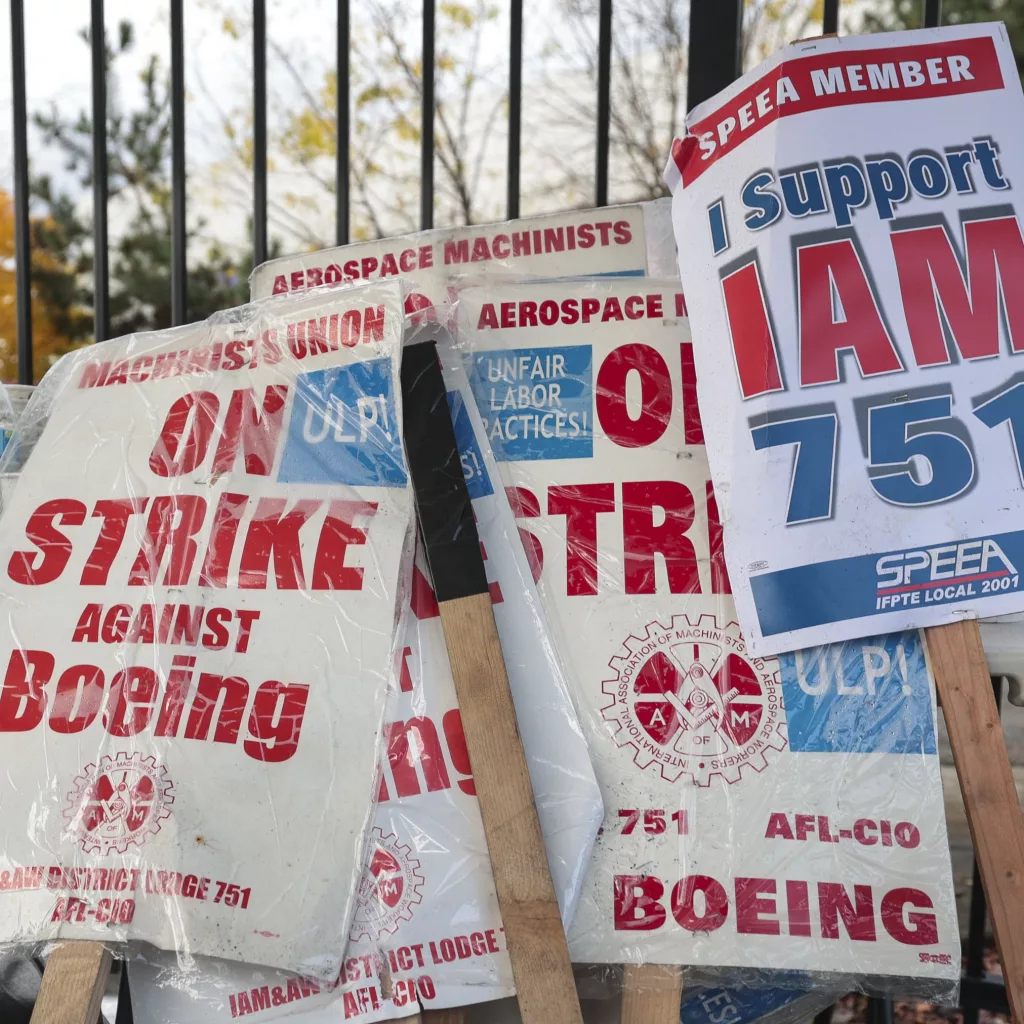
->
[[248, 202, 677, 313], [0, 283, 412, 980], [128, 355, 603, 1021], [682, 983, 839, 1024], [666, 24, 1024, 654], [456, 278, 959, 994]]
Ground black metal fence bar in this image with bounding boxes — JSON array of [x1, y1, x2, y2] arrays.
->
[[595, 0, 612, 207], [823, 0, 839, 36], [420, 0, 435, 230], [963, 860, 988, 1024], [91, 0, 109, 343], [170, 0, 186, 325], [925, 0, 943, 29], [336, 0, 349, 245], [10, 0, 31, 384], [866, 995, 894, 1024], [962, 676, 1002, 1024], [253, 0, 267, 267], [685, 0, 742, 112], [115, 961, 133, 1024], [507, 0, 522, 219]]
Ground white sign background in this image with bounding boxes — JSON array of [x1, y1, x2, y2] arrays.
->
[[0, 284, 412, 979], [455, 278, 959, 990], [667, 24, 1024, 654]]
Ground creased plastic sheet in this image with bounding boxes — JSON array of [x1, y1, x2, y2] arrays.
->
[[127, 334, 604, 1020], [0, 281, 413, 982], [453, 275, 960, 1000], [249, 202, 675, 313]]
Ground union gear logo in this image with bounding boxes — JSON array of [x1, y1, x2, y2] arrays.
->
[[601, 613, 787, 786], [350, 827, 425, 941], [64, 752, 174, 855]]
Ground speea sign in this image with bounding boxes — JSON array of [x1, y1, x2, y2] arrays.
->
[[876, 539, 1019, 609], [668, 24, 1024, 652]]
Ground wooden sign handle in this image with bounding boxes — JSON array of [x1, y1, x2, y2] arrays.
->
[[620, 964, 684, 1023], [402, 342, 583, 1024], [440, 594, 583, 1024], [30, 940, 112, 1024], [422, 1009, 465, 1022], [925, 619, 1024, 1021]]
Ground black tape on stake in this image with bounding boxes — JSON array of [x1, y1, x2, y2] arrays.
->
[[400, 340, 488, 602]]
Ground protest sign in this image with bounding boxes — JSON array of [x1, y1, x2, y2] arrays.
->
[[667, 23, 1024, 655], [0, 283, 412, 980], [128, 355, 603, 1021], [455, 277, 959, 994], [249, 203, 676, 312]]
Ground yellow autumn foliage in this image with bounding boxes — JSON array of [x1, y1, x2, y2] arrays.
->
[[0, 189, 90, 384]]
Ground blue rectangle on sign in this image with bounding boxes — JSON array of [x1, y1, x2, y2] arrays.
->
[[447, 389, 493, 500], [779, 631, 936, 754], [682, 983, 810, 1024], [278, 359, 407, 487], [468, 345, 593, 462], [752, 529, 1024, 637]]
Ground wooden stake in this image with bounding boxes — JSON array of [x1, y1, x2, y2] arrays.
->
[[439, 593, 583, 1024], [401, 341, 583, 1024], [422, 1009, 466, 1023], [925, 619, 1024, 1022], [620, 964, 684, 1024], [30, 941, 112, 1024]]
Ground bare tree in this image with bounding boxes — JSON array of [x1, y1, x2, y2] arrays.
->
[[527, 0, 836, 207], [362, 0, 508, 226], [527, 0, 689, 206], [198, 0, 834, 250], [743, 0, 827, 69]]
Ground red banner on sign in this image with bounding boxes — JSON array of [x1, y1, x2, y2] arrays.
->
[[675, 36, 1002, 186]]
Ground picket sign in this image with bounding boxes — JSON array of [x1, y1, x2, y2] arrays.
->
[[666, 25, 1024, 1017], [402, 339, 584, 1024], [802, 30, 1024, 1024], [126, 356, 602, 1023], [249, 202, 677, 313], [455, 277, 959, 1024], [248, 203, 671, 1024], [0, 284, 413, 1021]]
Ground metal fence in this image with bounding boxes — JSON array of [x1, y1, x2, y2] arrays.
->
[[8, 0, 751, 384], [4, 0, 1012, 1020]]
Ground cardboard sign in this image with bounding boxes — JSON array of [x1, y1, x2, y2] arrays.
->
[[128, 356, 603, 1021], [0, 284, 412, 979], [666, 24, 1024, 654], [456, 278, 959, 991], [249, 202, 677, 312]]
